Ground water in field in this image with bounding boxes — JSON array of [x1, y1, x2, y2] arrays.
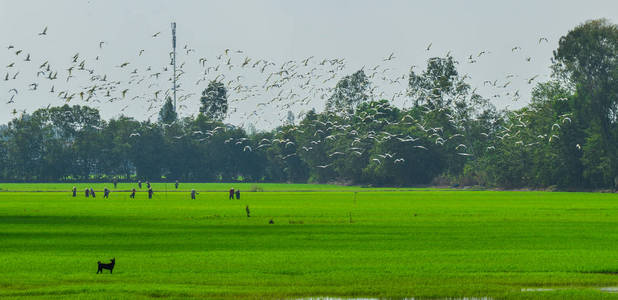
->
[[297, 298, 494, 300], [600, 287, 618, 293], [522, 286, 618, 294]]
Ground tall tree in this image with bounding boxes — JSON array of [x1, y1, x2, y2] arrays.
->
[[200, 80, 228, 121], [325, 69, 370, 115], [159, 97, 177, 124], [553, 18, 618, 186], [286, 110, 295, 125], [409, 55, 495, 177]]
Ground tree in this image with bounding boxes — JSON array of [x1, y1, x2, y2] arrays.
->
[[286, 111, 295, 125], [553, 18, 618, 187], [159, 97, 177, 124], [409, 55, 467, 110], [408, 55, 495, 178], [200, 80, 228, 121], [325, 69, 370, 115], [129, 122, 164, 180]]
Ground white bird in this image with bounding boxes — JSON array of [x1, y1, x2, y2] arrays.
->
[[329, 152, 344, 157], [383, 52, 395, 61], [282, 153, 296, 159], [243, 146, 252, 152]]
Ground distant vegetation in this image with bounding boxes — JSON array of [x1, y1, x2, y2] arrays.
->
[[0, 20, 616, 190]]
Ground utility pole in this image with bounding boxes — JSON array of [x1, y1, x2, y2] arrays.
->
[[171, 22, 177, 113]]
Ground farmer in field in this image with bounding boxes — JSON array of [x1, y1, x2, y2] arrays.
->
[[103, 187, 110, 198], [130, 188, 136, 199], [85, 188, 90, 197], [191, 189, 198, 199], [235, 189, 240, 200], [229, 188, 235, 200], [146, 181, 151, 189], [72, 186, 77, 197], [90, 187, 96, 198], [175, 180, 179, 189], [245, 205, 250, 217], [148, 187, 153, 199], [113, 178, 118, 189], [138, 180, 142, 189]]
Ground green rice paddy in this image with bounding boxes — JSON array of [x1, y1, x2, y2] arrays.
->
[[1, 184, 617, 299]]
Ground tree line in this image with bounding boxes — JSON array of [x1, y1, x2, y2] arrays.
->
[[0, 20, 616, 189]]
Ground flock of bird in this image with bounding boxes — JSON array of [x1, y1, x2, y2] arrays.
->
[[2, 26, 570, 169]]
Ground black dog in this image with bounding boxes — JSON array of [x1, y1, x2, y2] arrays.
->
[[97, 258, 115, 274]]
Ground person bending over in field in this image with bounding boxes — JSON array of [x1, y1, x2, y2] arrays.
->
[[146, 181, 151, 189], [72, 186, 77, 197], [103, 187, 110, 198], [191, 189, 198, 200], [148, 187, 153, 199], [85, 188, 90, 197], [90, 188, 96, 198], [130, 188, 136, 199], [245, 205, 250, 217], [229, 188, 235, 200]]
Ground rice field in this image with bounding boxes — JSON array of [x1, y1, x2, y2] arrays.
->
[[1, 184, 617, 299]]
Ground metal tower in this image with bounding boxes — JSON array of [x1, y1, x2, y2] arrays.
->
[[171, 22, 177, 113]]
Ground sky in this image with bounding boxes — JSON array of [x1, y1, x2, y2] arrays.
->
[[1, 0, 617, 129]]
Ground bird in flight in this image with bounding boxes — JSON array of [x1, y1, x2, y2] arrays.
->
[[38, 26, 48, 36], [383, 52, 395, 61], [152, 32, 161, 38]]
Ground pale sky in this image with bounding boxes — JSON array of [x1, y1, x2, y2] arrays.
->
[[1, 0, 617, 128]]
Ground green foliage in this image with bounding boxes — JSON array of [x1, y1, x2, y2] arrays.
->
[[158, 97, 177, 124], [0, 21, 616, 189], [553, 18, 618, 187], [325, 69, 370, 115], [199, 80, 228, 121]]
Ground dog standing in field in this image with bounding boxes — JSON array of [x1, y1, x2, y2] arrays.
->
[[97, 258, 115, 274]]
